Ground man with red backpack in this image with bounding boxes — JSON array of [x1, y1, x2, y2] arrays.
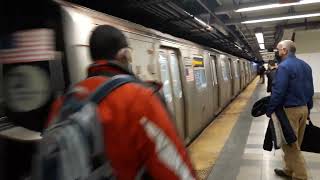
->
[[46, 25, 196, 180]]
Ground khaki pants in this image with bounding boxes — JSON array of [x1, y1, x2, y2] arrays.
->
[[283, 106, 308, 180]]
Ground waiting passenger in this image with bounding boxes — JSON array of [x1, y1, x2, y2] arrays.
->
[[47, 25, 196, 180], [258, 64, 266, 84], [266, 60, 277, 93], [266, 40, 314, 180]]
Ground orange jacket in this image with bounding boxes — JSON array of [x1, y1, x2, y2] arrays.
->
[[47, 60, 196, 180]]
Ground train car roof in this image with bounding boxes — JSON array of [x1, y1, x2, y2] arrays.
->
[[56, 0, 246, 60]]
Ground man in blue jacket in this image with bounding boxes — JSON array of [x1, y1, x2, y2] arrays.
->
[[266, 40, 314, 180]]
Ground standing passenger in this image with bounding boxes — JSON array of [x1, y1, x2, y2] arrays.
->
[[47, 25, 196, 180], [266, 40, 314, 180], [266, 60, 277, 93], [258, 64, 266, 84]]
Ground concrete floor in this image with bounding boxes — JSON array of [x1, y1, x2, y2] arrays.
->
[[189, 78, 320, 180]]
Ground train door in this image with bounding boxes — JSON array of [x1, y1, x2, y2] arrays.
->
[[168, 50, 185, 139], [249, 63, 251, 81], [230, 59, 239, 97], [239, 60, 245, 89], [242, 61, 247, 85], [203, 53, 213, 126], [228, 58, 235, 97], [233, 60, 240, 94], [209, 55, 219, 114], [216, 55, 232, 108], [192, 55, 208, 131], [226, 59, 233, 99], [158, 49, 185, 139], [245, 62, 249, 84], [182, 56, 198, 142]]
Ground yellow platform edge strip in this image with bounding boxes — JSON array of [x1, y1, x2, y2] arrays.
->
[[188, 77, 260, 180]]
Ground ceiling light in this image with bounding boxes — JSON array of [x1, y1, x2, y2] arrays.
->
[[195, 17, 208, 27], [235, 0, 320, 12], [255, 32, 264, 44], [194, 17, 214, 31], [259, 44, 265, 49], [242, 12, 320, 24], [234, 44, 242, 50]]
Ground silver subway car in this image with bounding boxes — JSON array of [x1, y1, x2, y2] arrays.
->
[[59, 1, 256, 142], [0, 1, 256, 144]]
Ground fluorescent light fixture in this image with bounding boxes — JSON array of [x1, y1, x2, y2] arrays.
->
[[194, 17, 214, 31], [235, 0, 320, 12], [234, 44, 242, 49], [182, 10, 215, 31], [255, 32, 264, 44], [195, 17, 208, 27], [259, 44, 265, 49], [242, 12, 320, 24], [206, 26, 214, 31]]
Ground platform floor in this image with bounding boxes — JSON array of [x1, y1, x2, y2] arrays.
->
[[189, 78, 320, 180]]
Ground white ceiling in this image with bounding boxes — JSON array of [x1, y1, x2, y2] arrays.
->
[[216, 0, 320, 60]]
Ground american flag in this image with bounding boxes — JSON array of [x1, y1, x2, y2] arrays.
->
[[185, 67, 194, 82], [0, 28, 55, 64]]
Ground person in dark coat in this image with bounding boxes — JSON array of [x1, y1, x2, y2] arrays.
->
[[266, 60, 277, 93], [266, 40, 314, 180], [258, 64, 266, 84]]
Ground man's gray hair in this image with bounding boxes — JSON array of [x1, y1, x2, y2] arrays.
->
[[278, 40, 296, 54]]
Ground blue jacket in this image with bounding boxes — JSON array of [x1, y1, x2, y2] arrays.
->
[[266, 54, 314, 117]]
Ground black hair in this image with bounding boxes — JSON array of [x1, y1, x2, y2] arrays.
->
[[89, 25, 128, 60], [268, 60, 276, 66]]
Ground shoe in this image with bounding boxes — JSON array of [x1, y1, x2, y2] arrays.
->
[[274, 169, 292, 179]]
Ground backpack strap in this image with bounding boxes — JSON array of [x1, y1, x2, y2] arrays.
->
[[86, 75, 136, 180], [88, 74, 138, 104]]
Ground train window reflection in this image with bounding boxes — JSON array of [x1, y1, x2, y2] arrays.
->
[[158, 52, 175, 113], [221, 61, 228, 81], [234, 61, 239, 78], [194, 69, 207, 89], [210, 56, 218, 85], [169, 53, 182, 98]]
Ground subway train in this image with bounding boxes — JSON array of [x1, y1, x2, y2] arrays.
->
[[0, 0, 257, 144]]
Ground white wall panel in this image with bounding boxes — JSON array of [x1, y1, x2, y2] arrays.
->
[[295, 29, 320, 95]]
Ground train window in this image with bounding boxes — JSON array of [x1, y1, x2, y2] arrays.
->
[[209, 61, 215, 86], [227, 61, 232, 79], [245, 63, 249, 73], [194, 69, 207, 89], [192, 56, 207, 89], [200, 69, 207, 87], [169, 53, 182, 98], [241, 62, 245, 75], [158, 52, 174, 108], [234, 61, 239, 78], [227, 59, 232, 79], [242, 62, 246, 73], [233, 62, 237, 78], [243, 62, 246, 73], [210, 56, 218, 85], [221, 60, 228, 81]]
